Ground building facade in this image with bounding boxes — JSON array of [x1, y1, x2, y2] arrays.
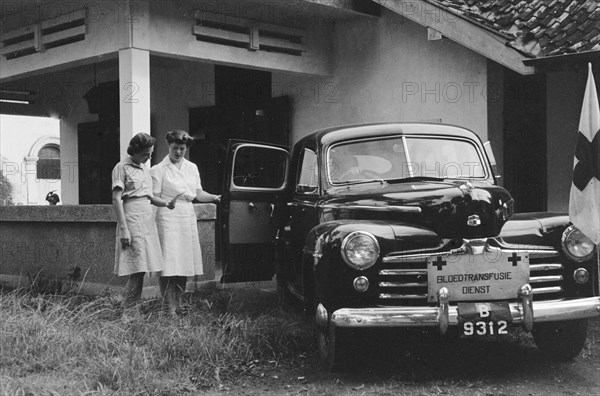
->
[[0, 0, 598, 211]]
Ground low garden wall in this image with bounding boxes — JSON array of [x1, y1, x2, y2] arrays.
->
[[0, 204, 217, 296]]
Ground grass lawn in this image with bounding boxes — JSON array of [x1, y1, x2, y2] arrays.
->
[[1, 284, 599, 395], [0, 285, 312, 395]]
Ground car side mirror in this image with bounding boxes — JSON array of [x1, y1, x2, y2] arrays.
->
[[483, 141, 501, 181]]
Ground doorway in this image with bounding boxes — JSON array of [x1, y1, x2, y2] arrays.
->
[[503, 71, 547, 212], [189, 65, 290, 195], [77, 122, 119, 204], [78, 81, 120, 204]]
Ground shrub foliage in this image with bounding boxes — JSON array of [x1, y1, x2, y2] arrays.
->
[[0, 169, 13, 205]]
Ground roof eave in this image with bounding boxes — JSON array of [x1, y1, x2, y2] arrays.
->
[[372, 0, 535, 75], [522, 50, 600, 68]]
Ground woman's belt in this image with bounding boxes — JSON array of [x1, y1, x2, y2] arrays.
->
[[122, 196, 149, 201]]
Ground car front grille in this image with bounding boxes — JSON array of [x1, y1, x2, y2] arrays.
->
[[378, 246, 564, 306]]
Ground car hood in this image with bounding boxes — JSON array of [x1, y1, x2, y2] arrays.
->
[[322, 181, 513, 238]]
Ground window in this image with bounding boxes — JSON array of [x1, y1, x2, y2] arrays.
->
[[37, 144, 61, 180], [296, 148, 318, 193], [327, 135, 486, 185], [405, 137, 485, 179], [232, 145, 287, 189]]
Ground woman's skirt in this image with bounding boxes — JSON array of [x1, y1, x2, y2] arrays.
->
[[114, 198, 164, 276], [155, 201, 203, 277]]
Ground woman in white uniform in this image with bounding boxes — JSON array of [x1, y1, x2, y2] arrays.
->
[[151, 130, 220, 315], [111, 133, 177, 309]]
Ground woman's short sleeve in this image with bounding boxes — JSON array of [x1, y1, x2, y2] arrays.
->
[[150, 165, 163, 197], [145, 166, 155, 198], [193, 164, 202, 190], [111, 162, 125, 191]]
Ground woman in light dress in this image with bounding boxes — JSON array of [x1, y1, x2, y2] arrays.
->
[[111, 133, 177, 310], [151, 130, 220, 315]]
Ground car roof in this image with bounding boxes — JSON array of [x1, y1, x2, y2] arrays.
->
[[297, 122, 483, 147]]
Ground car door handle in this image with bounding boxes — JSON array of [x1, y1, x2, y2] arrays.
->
[[287, 202, 307, 212], [270, 203, 275, 218], [249, 202, 256, 210]]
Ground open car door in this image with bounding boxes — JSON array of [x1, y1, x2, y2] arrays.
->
[[220, 140, 290, 283]]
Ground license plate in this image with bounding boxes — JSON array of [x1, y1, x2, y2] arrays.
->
[[458, 302, 512, 337], [427, 251, 529, 302]]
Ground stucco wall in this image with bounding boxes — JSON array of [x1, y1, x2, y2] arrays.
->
[[487, 60, 505, 185], [273, 9, 489, 143], [0, 114, 60, 205], [0, 1, 129, 81], [146, 0, 333, 77], [0, 204, 217, 294]]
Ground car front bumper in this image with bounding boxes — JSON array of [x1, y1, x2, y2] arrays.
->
[[324, 296, 600, 332]]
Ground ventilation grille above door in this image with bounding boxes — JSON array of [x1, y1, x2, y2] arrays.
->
[[1, 8, 87, 60], [193, 12, 306, 56]]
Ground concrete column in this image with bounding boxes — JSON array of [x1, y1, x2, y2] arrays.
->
[[118, 48, 151, 159], [59, 119, 78, 205]]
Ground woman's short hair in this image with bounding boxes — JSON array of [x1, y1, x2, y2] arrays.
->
[[127, 132, 156, 155], [165, 129, 193, 147]]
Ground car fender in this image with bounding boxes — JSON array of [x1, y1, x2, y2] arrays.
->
[[494, 213, 597, 298], [498, 212, 570, 249], [304, 220, 396, 266], [303, 220, 396, 311]]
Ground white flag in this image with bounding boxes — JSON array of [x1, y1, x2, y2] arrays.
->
[[569, 63, 600, 244]]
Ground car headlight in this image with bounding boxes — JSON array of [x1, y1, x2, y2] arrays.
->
[[341, 231, 380, 270], [562, 225, 595, 262]]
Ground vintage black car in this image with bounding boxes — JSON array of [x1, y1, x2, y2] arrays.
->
[[219, 122, 600, 370]]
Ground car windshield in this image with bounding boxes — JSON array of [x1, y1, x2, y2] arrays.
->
[[327, 136, 486, 184]]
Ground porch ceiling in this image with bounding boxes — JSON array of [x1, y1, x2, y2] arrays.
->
[[0, 58, 119, 118]]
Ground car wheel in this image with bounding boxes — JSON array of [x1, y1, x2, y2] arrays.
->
[[533, 319, 588, 360], [315, 318, 352, 372]]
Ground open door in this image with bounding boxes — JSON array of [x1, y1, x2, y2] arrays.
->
[[220, 140, 290, 283], [78, 122, 119, 204]]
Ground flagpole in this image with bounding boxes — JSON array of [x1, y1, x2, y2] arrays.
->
[[569, 62, 600, 292]]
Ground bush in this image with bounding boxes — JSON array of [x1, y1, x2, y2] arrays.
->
[[0, 168, 14, 205]]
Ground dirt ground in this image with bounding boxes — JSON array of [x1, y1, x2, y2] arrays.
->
[[216, 285, 600, 396], [222, 319, 600, 396]]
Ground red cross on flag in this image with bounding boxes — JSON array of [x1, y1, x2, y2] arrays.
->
[[569, 63, 600, 245]]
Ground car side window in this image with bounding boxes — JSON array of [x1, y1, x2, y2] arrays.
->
[[232, 145, 287, 189], [296, 148, 318, 194]]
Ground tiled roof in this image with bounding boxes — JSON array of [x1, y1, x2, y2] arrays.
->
[[428, 0, 600, 58]]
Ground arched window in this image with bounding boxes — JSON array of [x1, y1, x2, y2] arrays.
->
[[37, 144, 61, 180]]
